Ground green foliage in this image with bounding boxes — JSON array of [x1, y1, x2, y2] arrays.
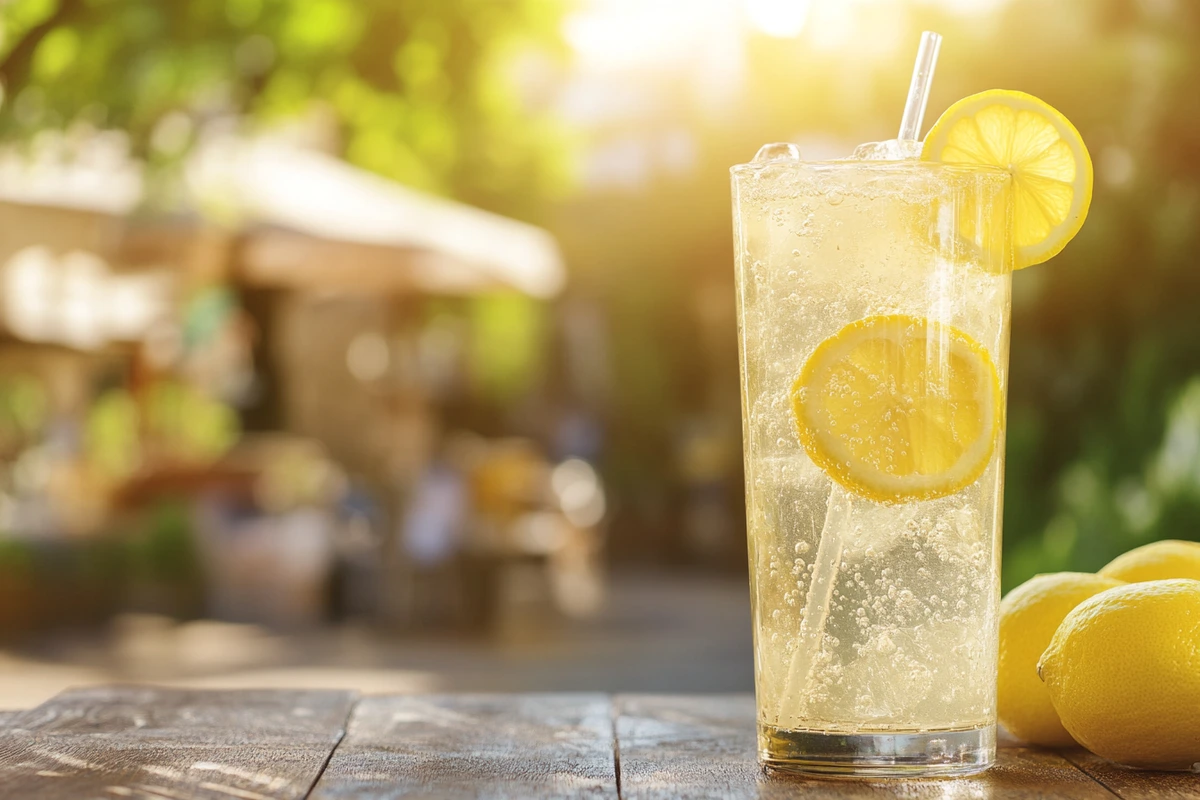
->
[[0, 0, 571, 215], [124, 499, 199, 581], [989, 0, 1200, 588], [73, 538, 125, 581], [85, 383, 239, 477], [144, 380, 240, 462], [0, 376, 49, 453], [86, 389, 140, 479], [0, 537, 35, 572], [1005, 378, 1200, 587], [468, 293, 548, 403]]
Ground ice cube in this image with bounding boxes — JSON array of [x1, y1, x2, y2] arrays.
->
[[851, 139, 922, 160], [838, 500, 908, 561], [752, 142, 803, 163], [838, 626, 935, 721]]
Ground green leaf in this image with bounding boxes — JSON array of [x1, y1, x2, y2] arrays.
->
[[31, 25, 80, 79]]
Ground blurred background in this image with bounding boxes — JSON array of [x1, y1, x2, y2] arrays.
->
[[0, 0, 1197, 708]]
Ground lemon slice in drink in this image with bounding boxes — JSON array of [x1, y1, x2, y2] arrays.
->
[[791, 315, 1002, 503], [922, 90, 1093, 269]]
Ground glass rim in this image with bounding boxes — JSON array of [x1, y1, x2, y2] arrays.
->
[[729, 158, 1011, 180]]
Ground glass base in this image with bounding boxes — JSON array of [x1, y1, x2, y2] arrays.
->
[[760, 723, 995, 778]]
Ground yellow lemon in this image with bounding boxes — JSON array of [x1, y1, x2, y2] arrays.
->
[[997, 572, 1125, 746], [790, 314, 1002, 503], [922, 90, 1093, 269], [1038, 579, 1200, 770], [1098, 539, 1200, 583]]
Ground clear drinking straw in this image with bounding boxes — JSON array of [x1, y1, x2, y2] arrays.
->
[[774, 31, 945, 725], [899, 31, 942, 141]]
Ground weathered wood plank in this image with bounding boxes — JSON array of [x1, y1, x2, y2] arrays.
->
[[1061, 749, 1200, 799], [0, 711, 20, 729], [309, 693, 618, 799], [8, 685, 355, 742], [0, 685, 356, 800], [615, 694, 1117, 799]]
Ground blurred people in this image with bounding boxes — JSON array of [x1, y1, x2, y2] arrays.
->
[[401, 442, 469, 568]]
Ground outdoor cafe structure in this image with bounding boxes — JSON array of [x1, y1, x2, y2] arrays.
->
[[0, 131, 569, 633]]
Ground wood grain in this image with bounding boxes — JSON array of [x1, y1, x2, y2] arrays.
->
[[10, 685, 356, 741], [614, 694, 1118, 799], [4, 689, 1193, 799], [0, 685, 355, 800], [309, 693, 618, 799], [1062, 749, 1200, 800]]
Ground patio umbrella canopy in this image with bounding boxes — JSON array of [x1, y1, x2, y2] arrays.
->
[[186, 138, 566, 299], [0, 130, 565, 302]]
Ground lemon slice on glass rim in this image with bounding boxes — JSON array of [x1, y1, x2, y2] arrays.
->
[[791, 315, 1003, 503], [921, 89, 1093, 269]]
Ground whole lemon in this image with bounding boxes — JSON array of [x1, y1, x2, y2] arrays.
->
[[1038, 579, 1200, 770], [1099, 539, 1200, 583], [997, 572, 1125, 746]]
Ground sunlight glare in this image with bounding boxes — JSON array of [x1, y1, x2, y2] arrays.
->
[[928, 0, 1010, 14], [745, 0, 811, 38], [564, 0, 737, 71], [808, 1, 856, 51]]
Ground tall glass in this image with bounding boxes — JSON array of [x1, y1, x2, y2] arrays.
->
[[731, 156, 1013, 777]]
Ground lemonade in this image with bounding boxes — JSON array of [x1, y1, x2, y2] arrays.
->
[[731, 24, 1094, 773], [732, 157, 1012, 775], [732, 28, 1093, 774]]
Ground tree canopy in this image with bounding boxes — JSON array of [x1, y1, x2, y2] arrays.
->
[[0, 0, 570, 216]]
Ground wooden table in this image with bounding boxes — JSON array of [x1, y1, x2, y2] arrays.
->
[[0, 688, 1192, 798]]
